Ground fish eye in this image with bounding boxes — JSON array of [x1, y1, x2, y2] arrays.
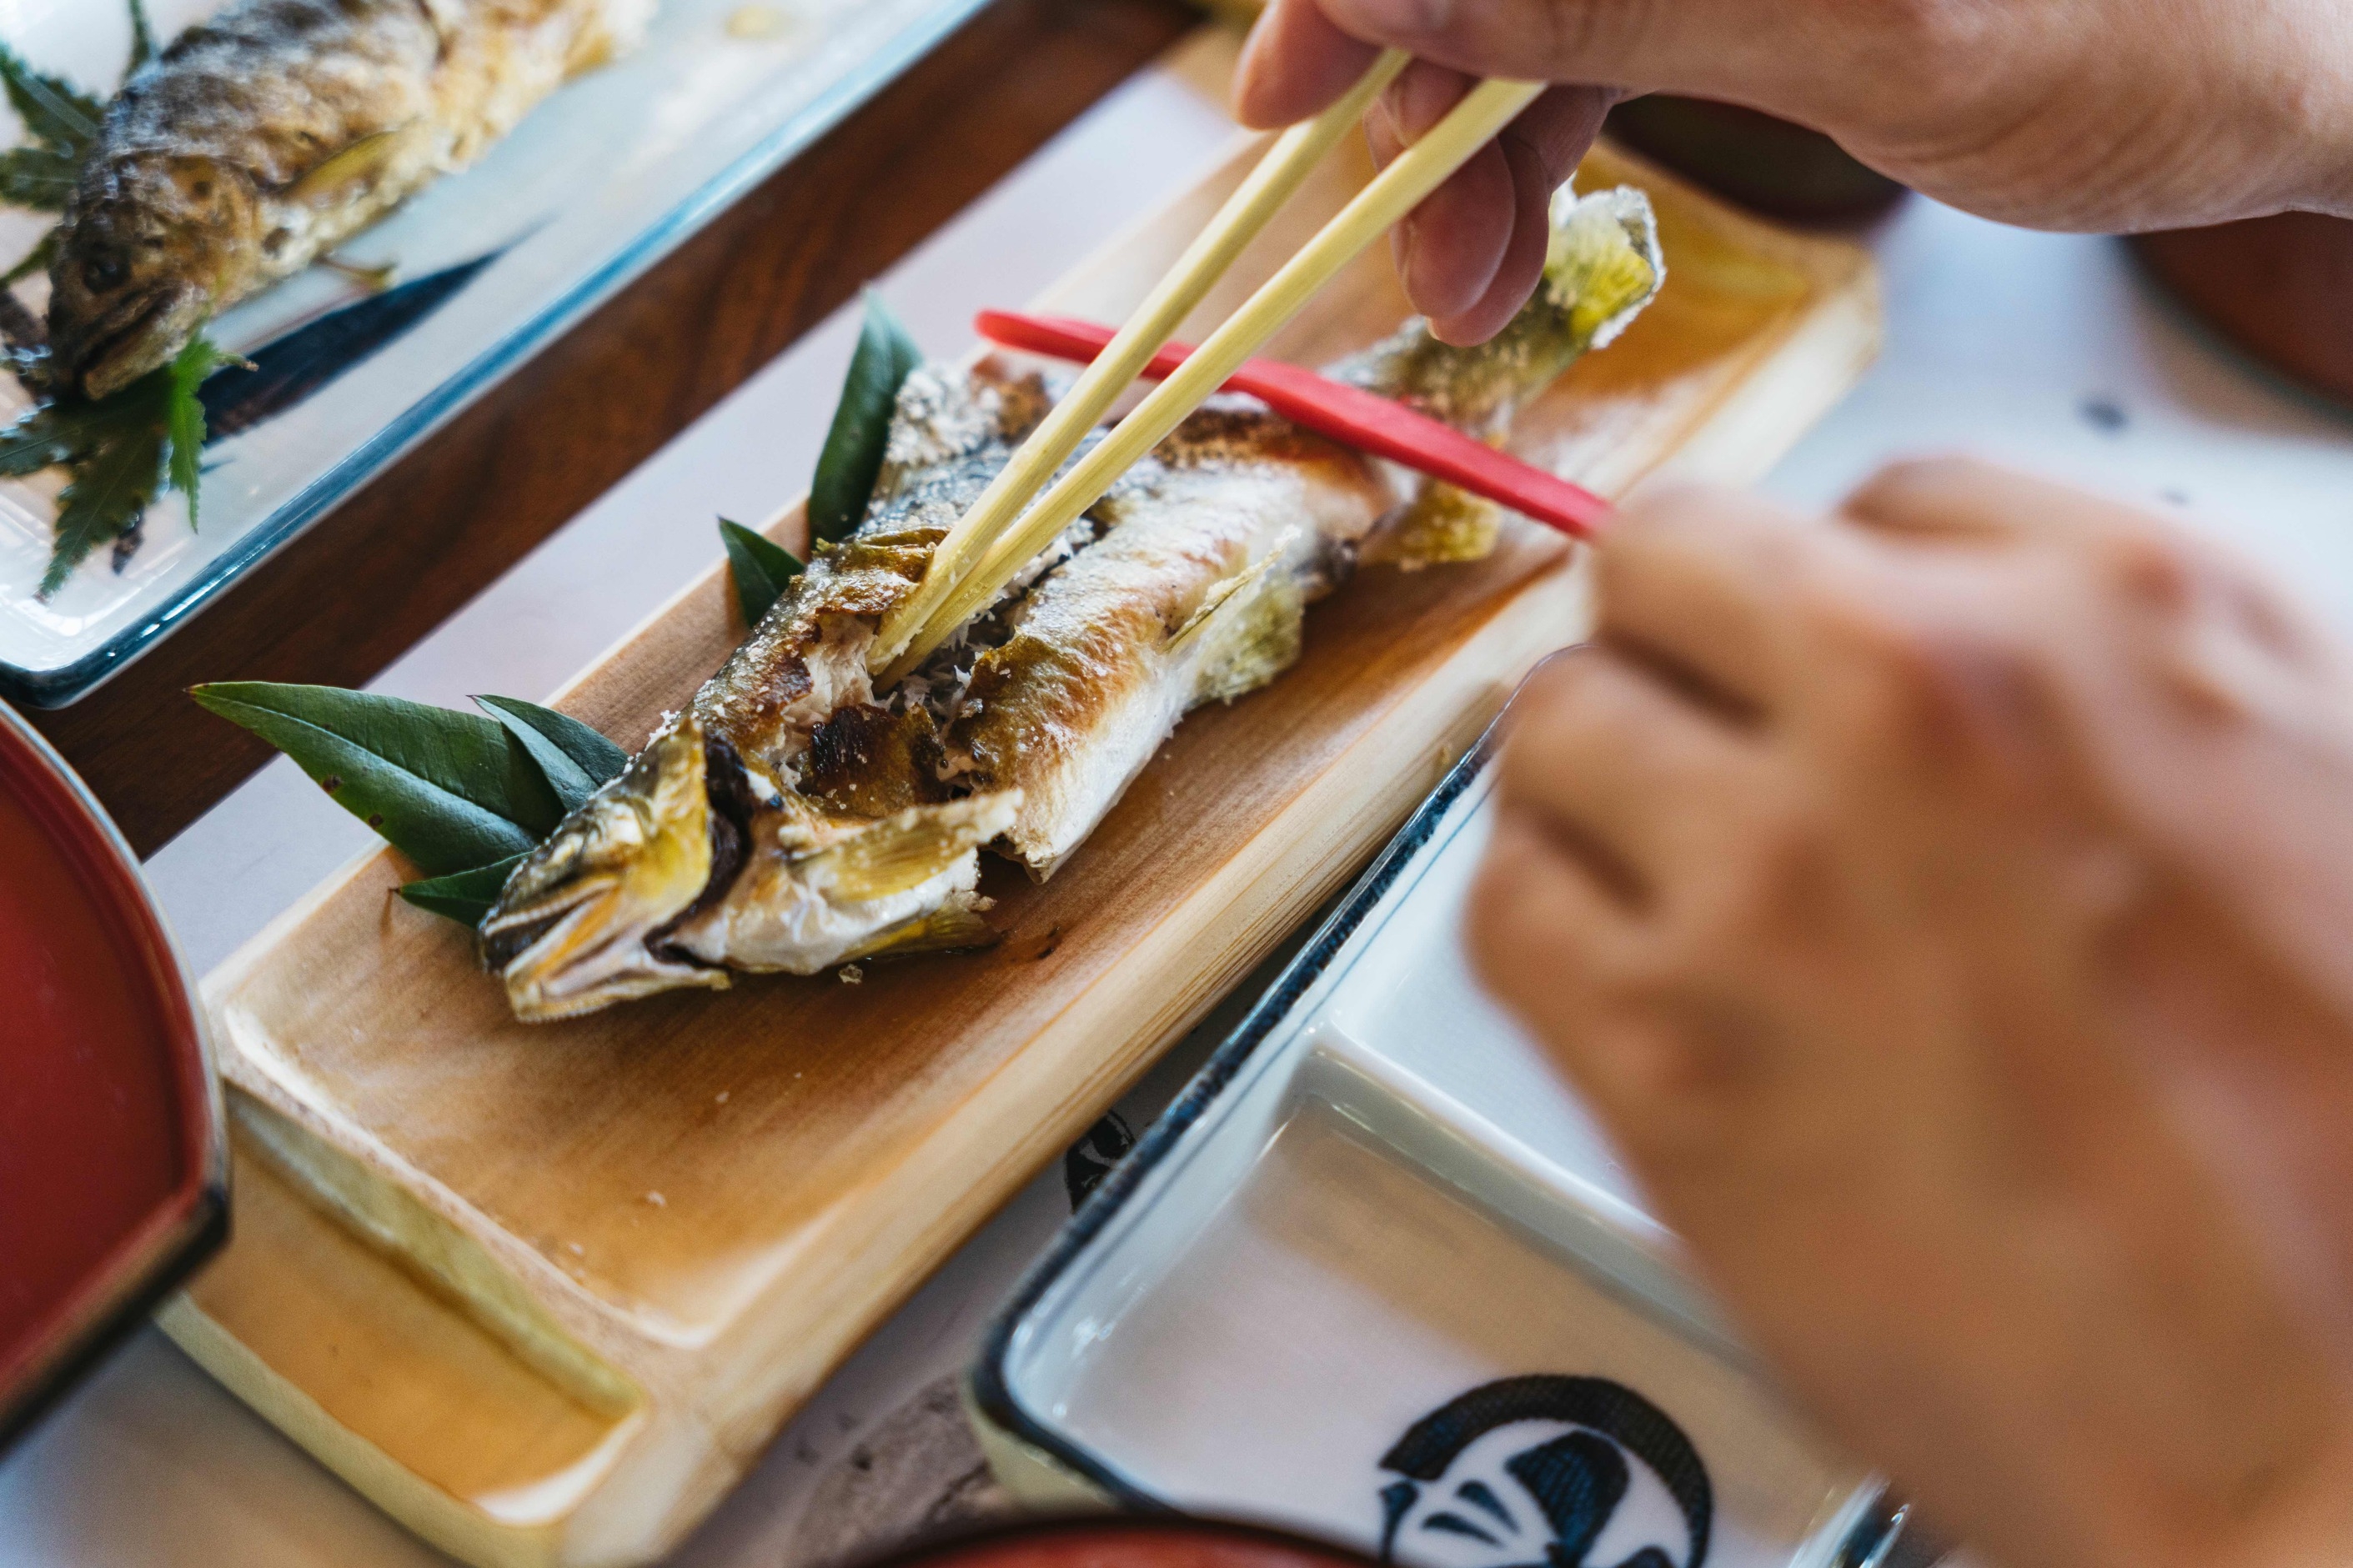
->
[[81, 250, 129, 291]]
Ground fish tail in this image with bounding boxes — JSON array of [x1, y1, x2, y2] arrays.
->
[[792, 790, 1022, 903]]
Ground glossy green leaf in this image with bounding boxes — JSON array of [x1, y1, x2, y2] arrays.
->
[[189, 683, 564, 874], [0, 399, 83, 475], [718, 516, 805, 624], [398, 854, 527, 927], [809, 291, 920, 544], [473, 694, 627, 813], [0, 43, 100, 158]]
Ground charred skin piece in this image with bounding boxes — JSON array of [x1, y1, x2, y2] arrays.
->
[[48, 0, 655, 399], [484, 184, 1663, 1021]]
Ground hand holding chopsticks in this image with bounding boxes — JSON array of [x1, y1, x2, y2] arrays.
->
[[872, 59, 1549, 684]]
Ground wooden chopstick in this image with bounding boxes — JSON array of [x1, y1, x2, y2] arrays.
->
[[870, 48, 1412, 673], [883, 75, 1548, 682], [976, 309, 1612, 537]]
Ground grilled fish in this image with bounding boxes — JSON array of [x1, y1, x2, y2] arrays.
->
[[49, 0, 655, 398], [483, 183, 1663, 1021]]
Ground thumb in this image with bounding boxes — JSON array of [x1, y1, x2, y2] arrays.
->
[[1308, 0, 1831, 114]]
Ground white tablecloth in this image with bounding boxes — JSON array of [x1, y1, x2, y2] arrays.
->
[[8, 45, 2353, 1568]]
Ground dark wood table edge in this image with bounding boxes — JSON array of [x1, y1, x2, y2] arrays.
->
[[28, 0, 1200, 859]]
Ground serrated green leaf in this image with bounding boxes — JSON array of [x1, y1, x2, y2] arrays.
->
[[164, 335, 227, 524], [5, 227, 54, 284], [398, 853, 528, 927], [0, 43, 100, 158], [473, 694, 626, 813], [0, 401, 83, 474], [127, 0, 158, 75], [810, 291, 920, 544], [189, 683, 566, 874], [41, 402, 161, 594], [0, 143, 78, 210], [718, 516, 805, 624]]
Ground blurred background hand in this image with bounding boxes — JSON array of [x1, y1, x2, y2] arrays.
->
[[1467, 461, 2353, 1568]]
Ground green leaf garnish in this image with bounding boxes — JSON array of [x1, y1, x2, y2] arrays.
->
[[189, 683, 567, 876], [127, 0, 158, 74], [13, 333, 229, 593], [810, 290, 920, 544], [45, 398, 163, 593], [472, 695, 627, 813], [0, 143, 80, 212], [719, 516, 805, 624], [398, 854, 528, 927], [0, 43, 100, 164]]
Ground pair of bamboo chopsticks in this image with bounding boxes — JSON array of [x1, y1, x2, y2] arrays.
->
[[870, 54, 1548, 684]]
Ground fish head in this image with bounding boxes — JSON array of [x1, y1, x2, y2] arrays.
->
[[480, 716, 733, 1021], [50, 154, 254, 398]]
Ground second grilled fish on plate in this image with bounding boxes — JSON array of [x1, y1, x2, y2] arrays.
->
[[48, 0, 657, 398], [482, 184, 1665, 1021]]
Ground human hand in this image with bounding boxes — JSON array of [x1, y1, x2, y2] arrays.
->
[[1237, 0, 2353, 338], [1467, 460, 2353, 1568]]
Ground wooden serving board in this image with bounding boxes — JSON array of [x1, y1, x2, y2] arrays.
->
[[161, 115, 1880, 1568]]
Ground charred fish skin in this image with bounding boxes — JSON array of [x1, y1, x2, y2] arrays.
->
[[483, 363, 1054, 1020], [945, 407, 1392, 874], [945, 184, 1664, 874], [49, 0, 655, 399]]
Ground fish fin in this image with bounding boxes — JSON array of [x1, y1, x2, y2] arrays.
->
[[848, 902, 1001, 961], [1544, 185, 1664, 353], [286, 127, 413, 208], [1168, 531, 1296, 652], [1366, 480, 1502, 570], [1181, 544, 1307, 707], [793, 791, 1021, 903]]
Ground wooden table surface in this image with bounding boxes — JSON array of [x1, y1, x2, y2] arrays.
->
[[25, 0, 1196, 859]]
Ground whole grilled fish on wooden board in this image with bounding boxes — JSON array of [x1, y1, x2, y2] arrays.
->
[[48, 0, 656, 399], [483, 183, 1663, 1022]]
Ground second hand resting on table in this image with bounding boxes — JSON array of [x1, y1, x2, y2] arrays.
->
[[1236, 4, 2353, 1568]]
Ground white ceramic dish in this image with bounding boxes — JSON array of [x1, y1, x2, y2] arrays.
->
[[0, 0, 988, 704], [971, 735, 1906, 1568]]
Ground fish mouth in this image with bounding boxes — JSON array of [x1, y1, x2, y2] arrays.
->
[[58, 283, 202, 399]]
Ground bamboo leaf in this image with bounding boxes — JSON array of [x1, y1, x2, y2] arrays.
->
[[718, 516, 804, 624], [473, 694, 626, 812], [127, 0, 158, 75], [0, 43, 101, 157], [809, 291, 920, 544], [189, 683, 565, 874], [398, 854, 527, 927]]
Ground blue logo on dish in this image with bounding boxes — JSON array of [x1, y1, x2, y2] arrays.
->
[[1377, 1375, 1713, 1568]]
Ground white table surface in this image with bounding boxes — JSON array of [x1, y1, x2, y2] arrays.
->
[[10, 41, 2353, 1568]]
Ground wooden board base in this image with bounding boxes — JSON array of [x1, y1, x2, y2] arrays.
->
[[162, 61, 1881, 1568]]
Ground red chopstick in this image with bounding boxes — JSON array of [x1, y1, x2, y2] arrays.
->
[[975, 309, 1611, 539]]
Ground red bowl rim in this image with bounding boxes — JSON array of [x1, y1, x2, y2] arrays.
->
[[0, 699, 227, 1449]]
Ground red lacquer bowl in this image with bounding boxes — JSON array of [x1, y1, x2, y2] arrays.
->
[[0, 699, 223, 1449], [859, 1518, 1384, 1568]]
